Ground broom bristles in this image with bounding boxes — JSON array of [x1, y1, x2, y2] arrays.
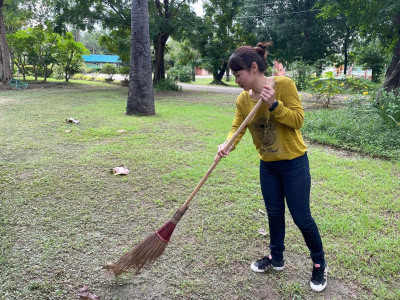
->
[[105, 207, 187, 275]]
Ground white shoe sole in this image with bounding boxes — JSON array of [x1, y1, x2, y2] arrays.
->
[[250, 262, 284, 273], [310, 280, 327, 292], [310, 265, 328, 292]]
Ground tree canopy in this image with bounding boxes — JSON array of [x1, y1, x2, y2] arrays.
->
[[2, 0, 400, 93], [238, 0, 333, 65], [42, 0, 199, 84], [194, 0, 252, 84], [318, 0, 400, 92]]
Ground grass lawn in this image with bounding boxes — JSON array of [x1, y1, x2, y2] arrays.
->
[[0, 80, 399, 299]]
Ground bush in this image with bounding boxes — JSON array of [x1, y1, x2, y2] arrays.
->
[[94, 77, 106, 82], [340, 76, 380, 95], [101, 63, 118, 80], [51, 65, 64, 80], [373, 89, 400, 128], [119, 66, 130, 81], [84, 64, 101, 73], [82, 74, 95, 81], [287, 61, 315, 91], [302, 104, 400, 160], [73, 74, 83, 80], [310, 71, 343, 108], [167, 64, 192, 83], [154, 78, 182, 91]]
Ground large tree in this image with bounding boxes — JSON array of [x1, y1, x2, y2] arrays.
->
[[238, 0, 333, 66], [1, 0, 42, 83], [195, 0, 251, 85], [54, 32, 89, 82], [126, 0, 154, 115], [150, 0, 198, 84], [319, 0, 400, 93], [0, 0, 12, 84], [47, 0, 198, 85]]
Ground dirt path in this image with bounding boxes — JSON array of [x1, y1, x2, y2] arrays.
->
[[179, 83, 243, 94]]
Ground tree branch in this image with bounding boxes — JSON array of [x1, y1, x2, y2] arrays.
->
[[104, 0, 130, 27], [155, 0, 163, 17]]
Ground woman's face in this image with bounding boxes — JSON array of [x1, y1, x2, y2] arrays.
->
[[233, 69, 254, 91], [233, 62, 258, 91]]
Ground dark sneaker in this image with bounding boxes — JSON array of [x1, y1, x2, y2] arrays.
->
[[250, 255, 284, 273], [310, 262, 328, 292]]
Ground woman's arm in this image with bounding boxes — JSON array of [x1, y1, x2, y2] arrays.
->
[[215, 99, 246, 160], [271, 79, 304, 129]]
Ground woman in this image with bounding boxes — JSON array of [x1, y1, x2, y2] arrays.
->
[[216, 43, 327, 292]]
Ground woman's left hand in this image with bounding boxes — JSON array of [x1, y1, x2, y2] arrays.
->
[[260, 85, 276, 108]]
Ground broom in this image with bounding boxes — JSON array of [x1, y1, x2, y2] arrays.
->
[[104, 82, 276, 275]]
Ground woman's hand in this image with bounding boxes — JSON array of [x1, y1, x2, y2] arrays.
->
[[215, 142, 233, 161], [260, 85, 277, 108]]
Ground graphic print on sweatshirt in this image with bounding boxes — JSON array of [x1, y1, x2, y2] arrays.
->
[[252, 116, 279, 154]]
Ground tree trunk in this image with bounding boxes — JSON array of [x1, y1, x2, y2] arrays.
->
[[343, 27, 350, 75], [382, 30, 400, 94], [225, 67, 230, 81], [43, 65, 48, 82], [0, 5, 12, 84], [211, 62, 227, 85], [153, 33, 169, 85], [34, 64, 38, 80], [126, 0, 154, 116]]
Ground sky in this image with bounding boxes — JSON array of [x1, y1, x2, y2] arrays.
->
[[192, 0, 204, 16]]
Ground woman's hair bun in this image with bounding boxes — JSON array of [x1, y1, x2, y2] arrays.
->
[[255, 42, 273, 59]]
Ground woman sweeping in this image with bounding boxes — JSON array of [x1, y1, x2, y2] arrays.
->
[[216, 42, 327, 292]]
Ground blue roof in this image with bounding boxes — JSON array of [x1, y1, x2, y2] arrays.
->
[[83, 55, 121, 63]]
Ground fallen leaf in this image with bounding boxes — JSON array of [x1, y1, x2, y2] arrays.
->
[[117, 130, 126, 133], [66, 118, 80, 124], [77, 286, 100, 300], [258, 209, 266, 214], [65, 130, 72, 133], [258, 228, 267, 236], [112, 165, 130, 175]]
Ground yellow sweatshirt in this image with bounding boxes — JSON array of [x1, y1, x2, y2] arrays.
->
[[227, 76, 307, 162]]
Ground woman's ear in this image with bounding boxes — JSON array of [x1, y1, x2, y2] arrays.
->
[[251, 62, 258, 73]]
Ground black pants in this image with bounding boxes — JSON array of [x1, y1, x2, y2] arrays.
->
[[260, 153, 325, 264]]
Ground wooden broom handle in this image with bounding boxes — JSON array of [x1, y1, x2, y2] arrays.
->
[[181, 96, 266, 210]]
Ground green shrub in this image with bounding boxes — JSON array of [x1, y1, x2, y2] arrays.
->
[[287, 61, 315, 91], [82, 74, 94, 81], [94, 77, 105, 82], [72, 73, 83, 80], [119, 66, 130, 81], [167, 63, 192, 83], [303, 104, 400, 159], [340, 76, 379, 95], [310, 71, 343, 108], [85, 64, 101, 73], [373, 89, 400, 128], [51, 65, 64, 80], [101, 63, 118, 80], [154, 78, 182, 91]]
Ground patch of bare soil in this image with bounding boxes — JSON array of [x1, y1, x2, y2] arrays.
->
[[0, 83, 13, 91], [300, 91, 348, 110]]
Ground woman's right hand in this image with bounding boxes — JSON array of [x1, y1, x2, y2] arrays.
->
[[215, 142, 233, 161]]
